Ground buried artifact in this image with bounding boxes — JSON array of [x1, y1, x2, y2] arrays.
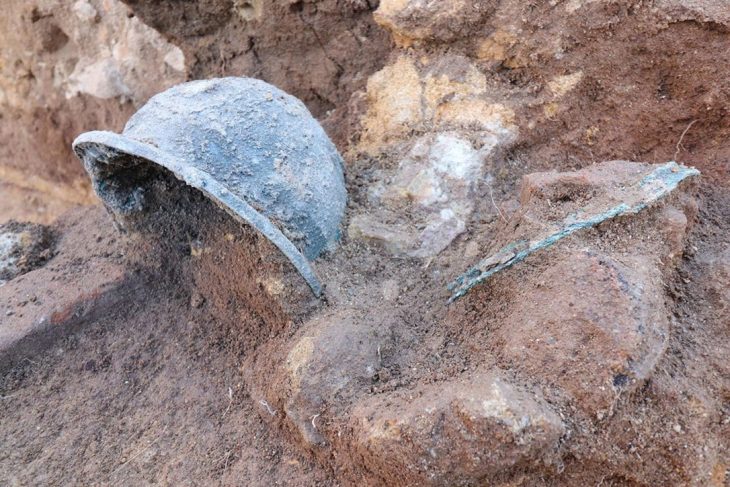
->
[[73, 77, 347, 296], [448, 161, 700, 301]]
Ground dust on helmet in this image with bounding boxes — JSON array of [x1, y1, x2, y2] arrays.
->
[[73, 77, 347, 296]]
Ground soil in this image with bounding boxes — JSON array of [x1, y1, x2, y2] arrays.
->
[[1, 1, 729, 486], [0, 265, 333, 486], [0, 175, 327, 486], [1, 164, 726, 486]]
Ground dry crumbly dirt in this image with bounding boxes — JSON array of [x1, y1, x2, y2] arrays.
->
[[0, 183, 330, 486], [1, 1, 730, 486]]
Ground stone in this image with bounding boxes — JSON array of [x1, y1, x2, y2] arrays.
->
[[67, 58, 132, 100], [450, 161, 699, 415], [547, 71, 584, 98], [381, 279, 400, 301], [72, 0, 98, 22], [564, 0, 604, 13], [347, 217, 416, 255], [384, 132, 486, 206], [375, 0, 498, 46], [358, 54, 516, 154], [475, 30, 519, 62], [657, 205, 691, 264], [233, 0, 263, 21], [163, 48, 186, 72], [350, 371, 565, 485], [352, 41, 518, 260], [278, 309, 390, 446], [1, 0, 186, 108], [656, 0, 730, 26], [694, 243, 730, 313], [358, 56, 423, 153], [415, 208, 467, 258], [0, 222, 53, 283], [65, 3, 185, 103], [351, 130, 511, 257], [493, 248, 671, 415]]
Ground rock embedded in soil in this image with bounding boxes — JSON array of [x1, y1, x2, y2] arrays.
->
[[0, 221, 53, 283], [272, 308, 400, 447], [357, 54, 516, 155], [266, 307, 566, 486], [350, 53, 517, 258], [350, 131, 496, 257], [374, 0, 498, 46], [349, 371, 565, 485], [492, 247, 671, 416], [655, 0, 730, 26]]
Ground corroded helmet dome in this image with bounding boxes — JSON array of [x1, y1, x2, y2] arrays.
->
[[73, 77, 347, 296]]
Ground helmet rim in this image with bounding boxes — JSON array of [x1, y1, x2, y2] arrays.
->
[[73, 129, 324, 296]]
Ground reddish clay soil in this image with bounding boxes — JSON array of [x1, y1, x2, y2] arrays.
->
[[1, 2, 729, 486], [0, 163, 727, 487]]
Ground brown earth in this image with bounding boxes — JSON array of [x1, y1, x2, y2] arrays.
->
[[1, 1, 729, 486]]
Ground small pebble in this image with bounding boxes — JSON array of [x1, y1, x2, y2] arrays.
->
[[190, 292, 205, 309], [381, 279, 400, 301]]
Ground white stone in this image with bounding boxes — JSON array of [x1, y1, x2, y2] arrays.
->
[[0, 232, 22, 278], [429, 133, 484, 180], [72, 0, 98, 22], [57, 0, 186, 102], [413, 209, 466, 258], [381, 279, 400, 301], [349, 131, 493, 257], [67, 58, 131, 99], [163, 48, 186, 72]]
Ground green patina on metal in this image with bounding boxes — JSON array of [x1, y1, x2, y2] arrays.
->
[[448, 161, 700, 302]]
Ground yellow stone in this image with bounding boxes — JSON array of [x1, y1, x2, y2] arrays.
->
[[359, 56, 423, 154], [543, 102, 559, 118], [435, 99, 515, 132], [476, 31, 518, 62], [358, 55, 517, 154], [547, 71, 584, 98], [285, 336, 315, 389], [423, 63, 486, 115]]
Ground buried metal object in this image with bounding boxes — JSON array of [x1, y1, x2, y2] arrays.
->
[[448, 161, 700, 302], [73, 77, 347, 296]]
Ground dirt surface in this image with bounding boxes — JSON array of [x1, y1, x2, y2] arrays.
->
[[502, 4, 730, 186], [0, 259, 332, 486], [0, 193, 328, 486], [1, 1, 730, 486], [1, 168, 726, 486]]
